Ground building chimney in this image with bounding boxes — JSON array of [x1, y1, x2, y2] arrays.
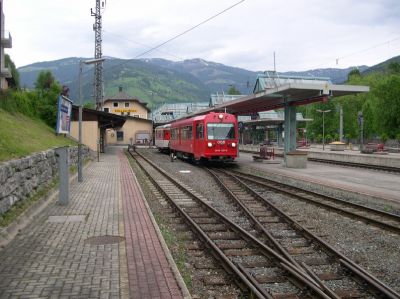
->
[[119, 86, 123, 92]]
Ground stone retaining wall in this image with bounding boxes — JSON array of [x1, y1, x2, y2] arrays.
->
[[0, 146, 91, 215]]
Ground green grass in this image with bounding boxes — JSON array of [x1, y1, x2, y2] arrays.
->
[[0, 108, 76, 162]]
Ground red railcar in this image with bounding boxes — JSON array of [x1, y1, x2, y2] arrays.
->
[[155, 124, 171, 152], [169, 112, 238, 162]]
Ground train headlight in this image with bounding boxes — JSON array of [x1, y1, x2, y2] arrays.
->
[[207, 142, 213, 148], [218, 113, 224, 120], [231, 142, 236, 148]]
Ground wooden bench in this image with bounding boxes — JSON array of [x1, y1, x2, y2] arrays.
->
[[253, 145, 275, 161]]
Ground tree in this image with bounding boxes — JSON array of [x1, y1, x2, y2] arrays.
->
[[34, 70, 62, 128], [387, 62, 400, 75], [35, 70, 56, 90], [4, 54, 20, 89], [227, 85, 241, 95], [347, 69, 361, 81]]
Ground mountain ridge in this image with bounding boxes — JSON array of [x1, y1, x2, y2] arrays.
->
[[18, 56, 387, 107]]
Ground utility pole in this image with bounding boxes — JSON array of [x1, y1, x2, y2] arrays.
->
[[316, 109, 331, 150], [91, 0, 105, 110], [339, 105, 343, 142]]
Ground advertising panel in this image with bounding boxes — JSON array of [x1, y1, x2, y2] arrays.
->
[[56, 95, 73, 134]]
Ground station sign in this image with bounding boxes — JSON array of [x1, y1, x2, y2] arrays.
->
[[114, 108, 138, 113]]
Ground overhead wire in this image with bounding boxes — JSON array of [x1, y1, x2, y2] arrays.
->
[[66, 0, 246, 88], [309, 35, 400, 70], [134, 0, 246, 58]]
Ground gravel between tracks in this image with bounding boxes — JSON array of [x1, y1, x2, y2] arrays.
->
[[137, 149, 400, 294]]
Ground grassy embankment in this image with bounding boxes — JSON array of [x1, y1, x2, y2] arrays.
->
[[0, 108, 75, 162], [0, 108, 77, 227]]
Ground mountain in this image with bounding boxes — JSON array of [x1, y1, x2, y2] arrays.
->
[[141, 58, 258, 94], [362, 55, 400, 75], [18, 57, 369, 107], [281, 66, 368, 84], [18, 57, 211, 107]]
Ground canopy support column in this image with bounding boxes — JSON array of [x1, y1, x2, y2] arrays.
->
[[284, 101, 297, 165]]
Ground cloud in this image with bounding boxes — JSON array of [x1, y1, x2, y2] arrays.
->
[[4, 0, 400, 71]]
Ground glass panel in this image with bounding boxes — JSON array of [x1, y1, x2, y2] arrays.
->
[[207, 123, 235, 140]]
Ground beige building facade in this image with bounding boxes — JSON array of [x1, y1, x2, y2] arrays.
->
[[103, 87, 153, 145]]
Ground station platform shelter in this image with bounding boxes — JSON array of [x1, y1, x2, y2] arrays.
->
[[188, 71, 369, 167]]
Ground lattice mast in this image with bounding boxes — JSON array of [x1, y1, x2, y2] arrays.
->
[[91, 0, 105, 110]]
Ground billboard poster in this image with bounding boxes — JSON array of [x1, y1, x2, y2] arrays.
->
[[56, 95, 73, 134]]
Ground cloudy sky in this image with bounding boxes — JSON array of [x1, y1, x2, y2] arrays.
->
[[4, 0, 400, 71]]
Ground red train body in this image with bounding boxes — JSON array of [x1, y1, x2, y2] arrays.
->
[[168, 112, 238, 162]]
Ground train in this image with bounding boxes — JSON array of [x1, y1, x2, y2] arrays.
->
[[154, 124, 171, 153], [155, 112, 238, 162]]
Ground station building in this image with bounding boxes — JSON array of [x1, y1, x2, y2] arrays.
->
[[102, 87, 153, 145]]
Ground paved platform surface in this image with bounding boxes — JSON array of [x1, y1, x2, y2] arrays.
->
[[0, 147, 185, 298], [237, 151, 400, 205]]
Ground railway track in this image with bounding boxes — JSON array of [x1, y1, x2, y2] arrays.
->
[[129, 149, 400, 298], [207, 167, 400, 299], [128, 149, 340, 298], [227, 169, 400, 235]]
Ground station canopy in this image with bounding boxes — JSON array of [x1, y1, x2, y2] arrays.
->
[[190, 71, 369, 116]]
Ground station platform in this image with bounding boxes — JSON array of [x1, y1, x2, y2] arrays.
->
[[236, 151, 400, 210], [0, 147, 188, 299]]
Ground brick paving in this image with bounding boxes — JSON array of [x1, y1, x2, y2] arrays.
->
[[0, 146, 184, 298], [119, 152, 183, 299]]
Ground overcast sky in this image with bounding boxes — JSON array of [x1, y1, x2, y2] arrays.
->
[[4, 0, 400, 71]]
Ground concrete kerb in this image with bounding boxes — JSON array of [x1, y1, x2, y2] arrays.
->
[[129, 168, 192, 299], [249, 168, 400, 211], [0, 162, 92, 248]]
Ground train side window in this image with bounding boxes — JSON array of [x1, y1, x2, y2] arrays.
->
[[182, 126, 191, 140], [187, 126, 192, 139], [196, 123, 204, 139], [171, 128, 179, 140]]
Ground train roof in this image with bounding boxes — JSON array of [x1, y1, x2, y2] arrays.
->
[[155, 123, 171, 129]]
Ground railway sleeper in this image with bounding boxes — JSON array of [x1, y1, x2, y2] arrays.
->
[[214, 240, 248, 250]]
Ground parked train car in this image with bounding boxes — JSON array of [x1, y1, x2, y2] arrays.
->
[[154, 124, 171, 153], [169, 112, 238, 162]]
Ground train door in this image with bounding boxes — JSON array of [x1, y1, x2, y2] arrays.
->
[[195, 122, 204, 159]]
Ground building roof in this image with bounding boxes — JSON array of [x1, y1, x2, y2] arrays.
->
[[71, 105, 126, 129]]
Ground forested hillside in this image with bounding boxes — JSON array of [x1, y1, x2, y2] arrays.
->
[[18, 57, 368, 107], [298, 62, 400, 142]]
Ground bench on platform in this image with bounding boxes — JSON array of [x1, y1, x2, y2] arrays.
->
[[253, 145, 275, 161]]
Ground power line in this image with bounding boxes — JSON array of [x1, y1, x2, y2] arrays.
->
[[70, 0, 246, 89], [310, 35, 400, 70], [134, 0, 246, 58], [103, 30, 184, 60]]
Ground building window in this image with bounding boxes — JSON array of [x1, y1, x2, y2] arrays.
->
[[125, 102, 129, 107], [104, 107, 109, 113], [121, 112, 124, 116], [117, 131, 124, 141], [134, 114, 139, 118], [127, 112, 131, 116], [113, 102, 118, 107]]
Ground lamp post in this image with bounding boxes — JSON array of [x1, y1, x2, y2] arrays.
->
[[78, 58, 105, 182], [316, 109, 331, 150]]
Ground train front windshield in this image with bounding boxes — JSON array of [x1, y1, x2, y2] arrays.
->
[[207, 123, 235, 140]]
